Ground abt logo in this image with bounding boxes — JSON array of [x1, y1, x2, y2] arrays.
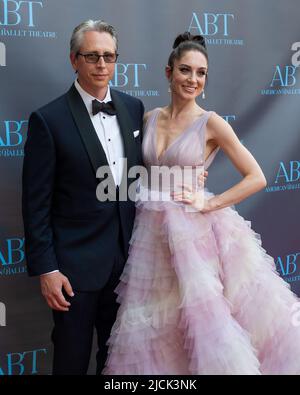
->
[[110, 63, 147, 88], [222, 115, 236, 124], [0, 0, 43, 27], [262, 61, 300, 96], [0, 302, 6, 327], [0, 349, 47, 375], [275, 161, 300, 184], [277, 253, 300, 276], [0, 120, 28, 147], [189, 12, 234, 36], [270, 66, 298, 88], [0, 238, 25, 266], [0, 42, 5, 66], [266, 161, 300, 193]]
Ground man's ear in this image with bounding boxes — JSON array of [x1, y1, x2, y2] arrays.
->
[[70, 52, 78, 72]]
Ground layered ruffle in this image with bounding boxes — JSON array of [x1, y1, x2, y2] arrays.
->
[[103, 193, 300, 375]]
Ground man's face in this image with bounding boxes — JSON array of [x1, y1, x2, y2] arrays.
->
[[70, 31, 117, 97]]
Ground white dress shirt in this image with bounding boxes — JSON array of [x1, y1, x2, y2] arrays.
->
[[42, 81, 125, 276], [74, 79, 125, 186]]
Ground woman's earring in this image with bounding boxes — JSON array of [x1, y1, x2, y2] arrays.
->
[[168, 85, 172, 93], [202, 90, 205, 99]]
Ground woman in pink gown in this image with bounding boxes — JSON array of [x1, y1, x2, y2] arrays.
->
[[103, 32, 300, 375]]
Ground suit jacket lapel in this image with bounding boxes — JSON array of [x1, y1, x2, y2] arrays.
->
[[67, 84, 116, 187]]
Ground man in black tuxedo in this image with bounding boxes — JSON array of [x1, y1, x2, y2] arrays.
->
[[22, 20, 144, 375]]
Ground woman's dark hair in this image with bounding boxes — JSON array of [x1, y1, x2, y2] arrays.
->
[[168, 32, 208, 69]]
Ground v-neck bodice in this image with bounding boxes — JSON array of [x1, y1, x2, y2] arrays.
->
[[142, 108, 219, 170]]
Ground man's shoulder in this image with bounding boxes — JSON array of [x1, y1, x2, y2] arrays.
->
[[33, 89, 71, 117]]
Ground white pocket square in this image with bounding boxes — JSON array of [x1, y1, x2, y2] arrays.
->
[[133, 130, 140, 138]]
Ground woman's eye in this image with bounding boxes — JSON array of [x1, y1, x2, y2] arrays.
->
[[179, 68, 189, 73]]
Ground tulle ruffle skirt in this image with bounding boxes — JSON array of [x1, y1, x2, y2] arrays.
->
[[103, 193, 300, 375]]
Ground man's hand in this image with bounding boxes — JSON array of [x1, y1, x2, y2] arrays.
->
[[40, 272, 74, 311]]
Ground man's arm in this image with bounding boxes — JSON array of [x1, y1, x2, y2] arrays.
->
[[22, 111, 58, 275], [22, 111, 74, 311]]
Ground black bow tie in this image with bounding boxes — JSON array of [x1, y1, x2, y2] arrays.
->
[[92, 99, 116, 116]]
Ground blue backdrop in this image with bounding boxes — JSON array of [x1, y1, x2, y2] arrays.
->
[[0, 0, 299, 374]]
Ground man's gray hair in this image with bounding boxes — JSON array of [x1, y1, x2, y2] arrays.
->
[[70, 20, 118, 54]]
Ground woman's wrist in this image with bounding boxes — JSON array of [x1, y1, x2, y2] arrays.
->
[[202, 195, 222, 212]]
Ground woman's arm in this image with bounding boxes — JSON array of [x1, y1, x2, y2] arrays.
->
[[203, 113, 267, 212]]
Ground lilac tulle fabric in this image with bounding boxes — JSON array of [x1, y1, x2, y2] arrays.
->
[[103, 109, 300, 375]]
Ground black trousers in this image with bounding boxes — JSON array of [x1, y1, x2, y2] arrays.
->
[[51, 250, 125, 375]]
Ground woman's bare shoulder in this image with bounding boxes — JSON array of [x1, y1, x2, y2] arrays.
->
[[143, 107, 163, 124], [207, 111, 233, 136]]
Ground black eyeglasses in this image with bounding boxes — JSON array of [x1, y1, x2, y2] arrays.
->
[[77, 52, 119, 64]]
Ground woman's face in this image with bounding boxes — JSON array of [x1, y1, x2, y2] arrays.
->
[[167, 50, 208, 101]]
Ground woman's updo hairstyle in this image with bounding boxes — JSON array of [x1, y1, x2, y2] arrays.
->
[[168, 31, 208, 69]]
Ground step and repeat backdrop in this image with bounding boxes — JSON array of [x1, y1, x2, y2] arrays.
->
[[0, 0, 299, 375]]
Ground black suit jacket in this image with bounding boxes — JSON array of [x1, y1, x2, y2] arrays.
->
[[22, 84, 144, 291]]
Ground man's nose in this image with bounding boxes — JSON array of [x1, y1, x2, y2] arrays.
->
[[96, 56, 106, 66]]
